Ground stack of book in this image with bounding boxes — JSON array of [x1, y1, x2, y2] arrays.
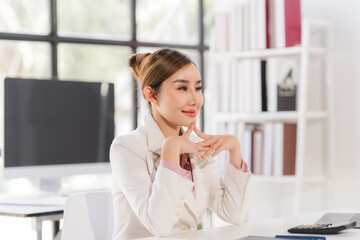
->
[[217, 122, 296, 176], [213, 0, 301, 51], [212, 0, 301, 176]]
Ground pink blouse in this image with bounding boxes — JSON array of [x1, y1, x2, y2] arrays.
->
[[160, 156, 248, 198]]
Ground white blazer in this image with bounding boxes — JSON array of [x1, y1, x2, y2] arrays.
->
[[110, 113, 251, 240]]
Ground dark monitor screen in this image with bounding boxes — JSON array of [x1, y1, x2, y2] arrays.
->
[[4, 78, 114, 168]]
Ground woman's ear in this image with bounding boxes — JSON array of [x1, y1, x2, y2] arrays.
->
[[144, 86, 158, 106]]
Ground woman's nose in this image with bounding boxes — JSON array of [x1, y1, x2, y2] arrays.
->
[[189, 89, 200, 106]]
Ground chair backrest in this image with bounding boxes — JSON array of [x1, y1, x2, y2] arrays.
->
[[61, 190, 114, 240]]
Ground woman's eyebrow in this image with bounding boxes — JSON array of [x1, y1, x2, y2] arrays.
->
[[173, 79, 202, 84]]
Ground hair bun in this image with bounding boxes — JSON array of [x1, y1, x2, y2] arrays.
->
[[128, 53, 151, 79]]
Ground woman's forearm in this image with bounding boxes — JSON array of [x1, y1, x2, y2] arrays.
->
[[229, 137, 243, 168], [161, 137, 181, 166]]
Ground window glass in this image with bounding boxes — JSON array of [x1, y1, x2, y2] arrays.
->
[[136, 0, 199, 44], [58, 44, 133, 135], [203, 0, 214, 45], [57, 0, 131, 40], [0, 0, 50, 34], [0, 40, 50, 78]]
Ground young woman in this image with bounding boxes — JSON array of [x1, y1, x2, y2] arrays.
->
[[110, 48, 250, 239]]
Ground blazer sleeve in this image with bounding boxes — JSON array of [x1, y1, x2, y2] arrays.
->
[[110, 141, 194, 236], [207, 160, 251, 224]]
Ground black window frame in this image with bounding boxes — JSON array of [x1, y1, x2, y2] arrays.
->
[[0, 0, 209, 130]]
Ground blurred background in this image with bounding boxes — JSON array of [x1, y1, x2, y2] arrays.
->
[[0, 0, 360, 239]]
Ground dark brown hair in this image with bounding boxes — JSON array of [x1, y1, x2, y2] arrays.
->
[[128, 48, 194, 111]]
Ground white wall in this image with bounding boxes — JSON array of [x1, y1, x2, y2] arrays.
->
[[302, 0, 360, 209]]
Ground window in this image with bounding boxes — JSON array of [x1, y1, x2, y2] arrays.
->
[[57, 0, 131, 40], [0, 40, 50, 78], [0, 0, 50, 34], [137, 0, 199, 44], [0, 0, 211, 135]]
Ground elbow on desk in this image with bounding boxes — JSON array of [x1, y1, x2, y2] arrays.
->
[[231, 216, 245, 225], [216, 205, 248, 225], [223, 212, 245, 225], [143, 218, 174, 237], [147, 225, 173, 237]]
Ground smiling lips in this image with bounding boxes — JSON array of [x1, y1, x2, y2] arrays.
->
[[182, 110, 196, 117]]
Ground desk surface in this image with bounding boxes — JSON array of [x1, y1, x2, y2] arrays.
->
[[0, 204, 63, 217], [140, 210, 360, 240], [0, 194, 66, 217]]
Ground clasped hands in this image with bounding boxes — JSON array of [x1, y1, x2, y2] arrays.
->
[[161, 123, 243, 168]]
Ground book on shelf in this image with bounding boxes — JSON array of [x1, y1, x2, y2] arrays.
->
[[230, 3, 244, 51], [241, 124, 253, 171], [219, 63, 231, 112], [222, 122, 296, 176], [250, 59, 262, 113], [261, 60, 268, 111], [269, 0, 285, 48], [217, 123, 230, 175], [215, 56, 299, 114], [262, 123, 274, 175], [212, 0, 301, 51], [269, 0, 302, 48], [214, 11, 229, 52], [273, 122, 284, 176], [284, 0, 302, 47], [250, 0, 267, 50], [230, 62, 240, 112], [265, 0, 270, 48], [283, 123, 297, 175], [252, 126, 264, 174]]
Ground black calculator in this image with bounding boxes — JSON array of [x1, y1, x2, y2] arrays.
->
[[288, 221, 356, 234]]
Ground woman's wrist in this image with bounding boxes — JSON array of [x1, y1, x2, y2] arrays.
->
[[161, 137, 181, 165], [229, 137, 243, 167]]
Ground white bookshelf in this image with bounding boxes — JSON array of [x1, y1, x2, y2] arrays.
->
[[206, 19, 333, 215], [213, 111, 328, 123], [212, 46, 326, 60]]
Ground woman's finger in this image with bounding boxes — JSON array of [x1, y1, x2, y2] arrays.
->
[[212, 142, 221, 151], [198, 137, 217, 147], [197, 145, 210, 152], [211, 147, 222, 158], [196, 142, 211, 148], [193, 125, 210, 140], [183, 123, 194, 137], [196, 141, 210, 147], [202, 145, 215, 159], [193, 150, 204, 161]]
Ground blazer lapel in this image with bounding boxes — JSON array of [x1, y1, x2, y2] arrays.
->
[[143, 113, 165, 181]]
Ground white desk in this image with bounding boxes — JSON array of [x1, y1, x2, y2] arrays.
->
[[140, 210, 360, 239], [0, 203, 63, 240]]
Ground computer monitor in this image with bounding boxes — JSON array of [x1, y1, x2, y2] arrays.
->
[[0, 77, 114, 191]]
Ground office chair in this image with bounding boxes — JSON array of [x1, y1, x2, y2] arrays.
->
[[61, 190, 114, 240]]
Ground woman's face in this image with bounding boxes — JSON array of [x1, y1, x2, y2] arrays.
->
[[154, 63, 203, 128]]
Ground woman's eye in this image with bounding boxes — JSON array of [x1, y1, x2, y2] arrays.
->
[[178, 86, 188, 91], [196, 87, 202, 91]]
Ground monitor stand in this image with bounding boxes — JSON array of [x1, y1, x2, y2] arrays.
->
[[38, 178, 62, 195], [0, 178, 66, 206]]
